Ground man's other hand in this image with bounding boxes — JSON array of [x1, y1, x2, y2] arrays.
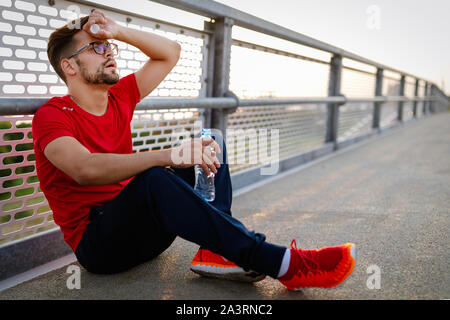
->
[[169, 138, 221, 176]]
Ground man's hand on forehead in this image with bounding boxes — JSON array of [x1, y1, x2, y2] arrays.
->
[[83, 9, 119, 40]]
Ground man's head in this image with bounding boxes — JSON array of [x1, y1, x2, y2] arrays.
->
[[47, 16, 119, 86]]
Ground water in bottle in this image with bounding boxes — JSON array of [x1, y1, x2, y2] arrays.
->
[[194, 128, 215, 202]]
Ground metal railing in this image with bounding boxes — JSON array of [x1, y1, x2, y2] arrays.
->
[[0, 0, 448, 280]]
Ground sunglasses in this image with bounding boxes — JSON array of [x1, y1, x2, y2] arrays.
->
[[67, 41, 118, 59]]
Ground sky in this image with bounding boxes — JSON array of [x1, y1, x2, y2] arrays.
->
[[92, 0, 450, 95]]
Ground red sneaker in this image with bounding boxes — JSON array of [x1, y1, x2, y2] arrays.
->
[[278, 239, 356, 290], [190, 248, 266, 282]]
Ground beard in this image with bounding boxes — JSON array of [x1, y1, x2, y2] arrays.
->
[[76, 58, 119, 85]]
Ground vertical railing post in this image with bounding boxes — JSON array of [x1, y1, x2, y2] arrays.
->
[[429, 84, 436, 113], [413, 78, 419, 118], [325, 54, 342, 148], [372, 68, 383, 131], [397, 74, 405, 122], [423, 82, 429, 115], [203, 20, 215, 129], [203, 17, 234, 137]]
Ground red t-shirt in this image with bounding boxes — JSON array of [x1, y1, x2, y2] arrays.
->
[[32, 73, 141, 252]]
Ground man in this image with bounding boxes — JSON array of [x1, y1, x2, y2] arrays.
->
[[32, 10, 356, 290]]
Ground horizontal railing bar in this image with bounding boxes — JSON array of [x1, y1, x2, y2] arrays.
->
[[383, 75, 402, 82], [239, 97, 345, 106], [239, 96, 435, 106], [345, 96, 434, 103], [0, 96, 438, 115], [135, 97, 235, 110], [0, 98, 49, 116], [232, 39, 330, 65], [342, 65, 376, 76]]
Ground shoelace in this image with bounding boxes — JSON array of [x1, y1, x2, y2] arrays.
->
[[290, 238, 320, 276]]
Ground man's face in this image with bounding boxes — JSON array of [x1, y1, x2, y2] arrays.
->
[[70, 31, 119, 85]]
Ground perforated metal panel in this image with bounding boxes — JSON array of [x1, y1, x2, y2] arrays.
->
[[341, 69, 376, 98], [131, 108, 204, 152], [338, 102, 373, 142], [380, 72, 401, 128], [227, 104, 327, 174], [382, 72, 401, 97], [227, 40, 331, 173], [339, 63, 376, 141], [0, 114, 55, 245]]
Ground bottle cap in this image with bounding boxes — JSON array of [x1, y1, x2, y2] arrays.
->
[[90, 24, 100, 34], [201, 128, 211, 138]]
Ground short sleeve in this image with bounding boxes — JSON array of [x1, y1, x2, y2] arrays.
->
[[32, 105, 75, 153], [108, 73, 141, 116]]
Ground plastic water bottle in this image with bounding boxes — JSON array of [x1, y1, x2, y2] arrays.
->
[[194, 128, 215, 202]]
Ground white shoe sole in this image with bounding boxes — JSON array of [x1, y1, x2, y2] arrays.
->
[[190, 264, 266, 282]]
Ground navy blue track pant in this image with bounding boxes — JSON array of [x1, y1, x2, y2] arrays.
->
[[75, 140, 286, 278]]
